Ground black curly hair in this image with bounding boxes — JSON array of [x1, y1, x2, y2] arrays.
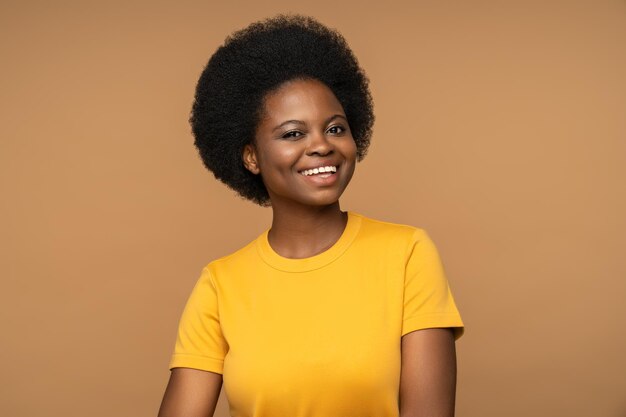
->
[[190, 14, 375, 206]]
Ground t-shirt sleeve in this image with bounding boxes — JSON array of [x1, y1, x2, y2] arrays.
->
[[402, 229, 465, 340], [168, 266, 229, 374]]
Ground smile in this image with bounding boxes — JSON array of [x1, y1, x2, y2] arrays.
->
[[299, 165, 337, 176]]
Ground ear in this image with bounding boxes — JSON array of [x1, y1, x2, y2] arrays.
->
[[242, 143, 260, 175]]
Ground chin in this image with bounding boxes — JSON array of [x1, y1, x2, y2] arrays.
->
[[301, 192, 344, 207]]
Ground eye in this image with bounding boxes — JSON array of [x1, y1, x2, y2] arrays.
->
[[282, 130, 303, 139], [327, 125, 345, 135]]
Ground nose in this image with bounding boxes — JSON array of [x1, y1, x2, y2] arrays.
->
[[305, 130, 334, 156]]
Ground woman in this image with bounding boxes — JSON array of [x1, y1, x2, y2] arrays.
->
[[158, 14, 464, 417]]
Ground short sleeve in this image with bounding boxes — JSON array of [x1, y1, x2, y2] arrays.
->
[[168, 266, 229, 373], [402, 229, 465, 340]]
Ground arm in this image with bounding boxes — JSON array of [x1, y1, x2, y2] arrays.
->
[[157, 368, 223, 417], [399, 328, 457, 417]]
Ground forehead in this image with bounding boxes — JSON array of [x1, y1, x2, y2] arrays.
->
[[259, 78, 345, 122]]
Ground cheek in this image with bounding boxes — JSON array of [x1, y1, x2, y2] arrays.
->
[[258, 144, 300, 173], [345, 138, 358, 161]]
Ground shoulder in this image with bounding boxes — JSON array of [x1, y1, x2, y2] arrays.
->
[[352, 211, 430, 246], [199, 232, 263, 277]]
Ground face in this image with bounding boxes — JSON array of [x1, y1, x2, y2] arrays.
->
[[242, 78, 357, 209]]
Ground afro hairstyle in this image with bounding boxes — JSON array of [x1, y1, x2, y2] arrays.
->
[[190, 14, 375, 206]]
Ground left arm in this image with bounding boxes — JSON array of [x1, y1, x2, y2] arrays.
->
[[399, 328, 457, 417]]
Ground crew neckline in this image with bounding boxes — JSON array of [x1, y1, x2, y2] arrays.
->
[[256, 211, 362, 272]]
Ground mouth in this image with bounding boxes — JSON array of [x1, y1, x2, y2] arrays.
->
[[298, 165, 338, 178]]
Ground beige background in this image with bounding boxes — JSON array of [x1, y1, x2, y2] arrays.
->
[[2, 1, 625, 416]]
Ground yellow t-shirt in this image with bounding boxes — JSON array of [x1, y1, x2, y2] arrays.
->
[[169, 211, 464, 417]]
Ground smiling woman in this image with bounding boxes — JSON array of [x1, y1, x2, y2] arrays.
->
[[158, 14, 464, 417], [242, 78, 357, 215]]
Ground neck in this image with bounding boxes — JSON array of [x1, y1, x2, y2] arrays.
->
[[267, 202, 348, 259]]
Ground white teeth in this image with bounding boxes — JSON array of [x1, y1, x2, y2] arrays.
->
[[301, 165, 337, 176]]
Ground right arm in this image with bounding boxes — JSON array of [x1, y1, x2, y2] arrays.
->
[[157, 368, 223, 417]]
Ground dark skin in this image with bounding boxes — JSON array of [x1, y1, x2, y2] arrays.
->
[[242, 78, 357, 259], [158, 78, 458, 417], [400, 328, 457, 417]]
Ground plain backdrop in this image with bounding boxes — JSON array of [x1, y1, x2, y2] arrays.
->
[[1, 1, 625, 416]]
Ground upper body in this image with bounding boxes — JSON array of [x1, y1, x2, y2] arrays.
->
[[165, 211, 463, 417], [158, 14, 464, 417]]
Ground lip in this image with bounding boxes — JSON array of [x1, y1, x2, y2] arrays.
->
[[298, 164, 340, 186], [299, 170, 339, 186], [297, 161, 340, 173]]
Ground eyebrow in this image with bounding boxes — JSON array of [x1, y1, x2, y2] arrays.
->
[[271, 114, 347, 132]]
